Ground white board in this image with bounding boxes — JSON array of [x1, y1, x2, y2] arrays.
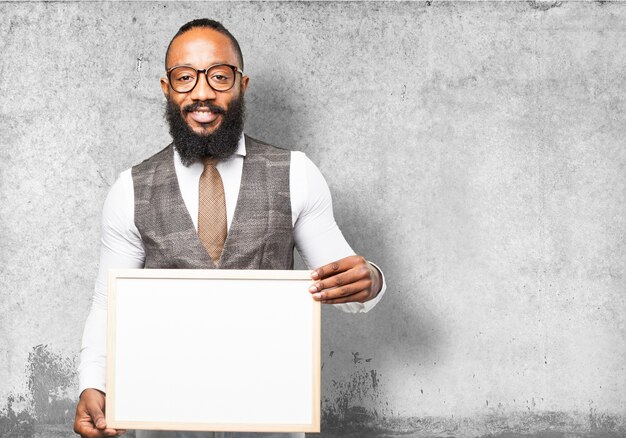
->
[[106, 269, 320, 433]]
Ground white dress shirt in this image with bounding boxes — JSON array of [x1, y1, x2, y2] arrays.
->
[[78, 136, 386, 394]]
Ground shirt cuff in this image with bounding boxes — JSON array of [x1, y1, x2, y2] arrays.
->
[[78, 363, 107, 396], [332, 260, 386, 314]]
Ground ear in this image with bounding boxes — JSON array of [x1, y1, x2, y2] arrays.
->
[[240, 75, 250, 95], [160, 77, 170, 98]]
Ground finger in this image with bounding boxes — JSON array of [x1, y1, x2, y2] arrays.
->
[[323, 289, 371, 305], [312, 279, 372, 302], [85, 402, 107, 430], [84, 403, 121, 436], [74, 421, 100, 438], [74, 405, 104, 438], [74, 418, 116, 438], [309, 256, 372, 292], [311, 255, 366, 280], [309, 265, 369, 294], [75, 416, 121, 438]]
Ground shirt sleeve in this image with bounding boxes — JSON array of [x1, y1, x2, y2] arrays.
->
[[78, 170, 145, 395], [291, 152, 386, 314]]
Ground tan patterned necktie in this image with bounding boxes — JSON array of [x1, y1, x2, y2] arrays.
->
[[198, 158, 227, 264]]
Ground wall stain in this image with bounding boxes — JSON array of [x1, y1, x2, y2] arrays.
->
[[135, 53, 144, 73], [370, 370, 379, 390], [1, 345, 76, 436], [589, 406, 619, 433], [318, 355, 626, 437], [315, 410, 626, 437], [351, 351, 372, 365], [27, 344, 76, 425], [133, 53, 144, 89], [0, 394, 35, 438], [527, 1, 563, 11], [322, 353, 386, 431]]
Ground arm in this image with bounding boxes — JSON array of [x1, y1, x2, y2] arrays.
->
[[74, 170, 144, 437], [291, 152, 386, 313]]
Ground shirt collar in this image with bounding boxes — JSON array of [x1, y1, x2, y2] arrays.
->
[[234, 134, 247, 157]]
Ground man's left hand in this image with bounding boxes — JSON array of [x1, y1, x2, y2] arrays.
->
[[309, 255, 382, 304]]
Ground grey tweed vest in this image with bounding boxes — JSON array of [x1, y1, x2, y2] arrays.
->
[[131, 135, 295, 270]]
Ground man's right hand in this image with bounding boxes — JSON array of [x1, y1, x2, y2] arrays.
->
[[73, 388, 126, 437]]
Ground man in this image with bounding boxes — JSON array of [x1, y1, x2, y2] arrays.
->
[[73, 19, 386, 438]]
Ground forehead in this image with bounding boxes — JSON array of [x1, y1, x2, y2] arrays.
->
[[167, 28, 240, 69]]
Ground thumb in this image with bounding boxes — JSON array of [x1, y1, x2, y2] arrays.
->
[[86, 402, 106, 430]]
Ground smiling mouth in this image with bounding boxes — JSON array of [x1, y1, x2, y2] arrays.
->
[[188, 108, 221, 124]]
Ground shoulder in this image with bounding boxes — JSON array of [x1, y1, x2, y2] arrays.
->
[[290, 149, 307, 168], [131, 144, 174, 174], [289, 150, 332, 218], [289, 151, 327, 186], [102, 168, 134, 226], [243, 136, 320, 171], [244, 135, 291, 158], [289, 150, 325, 183], [107, 168, 133, 201], [242, 136, 327, 190]]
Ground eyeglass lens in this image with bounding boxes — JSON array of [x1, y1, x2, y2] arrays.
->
[[169, 65, 237, 93]]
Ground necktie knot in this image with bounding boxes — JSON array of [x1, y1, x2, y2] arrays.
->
[[202, 157, 219, 169]]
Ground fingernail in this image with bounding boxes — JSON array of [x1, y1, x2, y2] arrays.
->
[[313, 293, 323, 300], [309, 284, 317, 292], [311, 271, 319, 279], [96, 419, 105, 428]]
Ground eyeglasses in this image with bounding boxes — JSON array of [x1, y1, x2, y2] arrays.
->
[[166, 64, 244, 93]]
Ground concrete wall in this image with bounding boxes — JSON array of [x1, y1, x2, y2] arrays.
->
[[1, 2, 625, 437]]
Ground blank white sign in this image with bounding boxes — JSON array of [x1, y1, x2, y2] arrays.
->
[[106, 269, 320, 432]]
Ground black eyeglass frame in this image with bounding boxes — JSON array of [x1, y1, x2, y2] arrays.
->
[[166, 63, 245, 93]]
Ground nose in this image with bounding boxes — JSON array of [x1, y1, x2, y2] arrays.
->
[[190, 71, 217, 101]]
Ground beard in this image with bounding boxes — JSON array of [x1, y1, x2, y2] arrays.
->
[[165, 94, 246, 166]]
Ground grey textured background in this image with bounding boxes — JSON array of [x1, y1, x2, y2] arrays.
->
[[1, 1, 625, 437]]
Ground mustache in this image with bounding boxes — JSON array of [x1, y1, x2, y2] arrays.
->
[[183, 101, 226, 114]]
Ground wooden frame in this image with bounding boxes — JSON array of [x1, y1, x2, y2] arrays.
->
[[106, 269, 320, 433]]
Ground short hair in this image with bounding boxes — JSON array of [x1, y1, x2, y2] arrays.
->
[[165, 18, 244, 70]]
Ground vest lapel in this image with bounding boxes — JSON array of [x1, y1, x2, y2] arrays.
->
[[140, 145, 215, 269]]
